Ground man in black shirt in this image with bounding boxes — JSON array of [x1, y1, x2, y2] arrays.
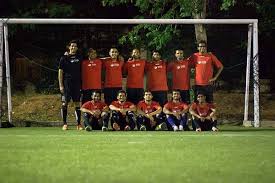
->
[[58, 40, 83, 130]]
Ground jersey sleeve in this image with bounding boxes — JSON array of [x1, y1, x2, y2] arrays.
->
[[81, 101, 91, 109], [210, 53, 223, 68], [190, 102, 197, 110], [58, 56, 66, 70]]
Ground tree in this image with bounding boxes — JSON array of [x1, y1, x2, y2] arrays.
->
[[101, 0, 238, 52]]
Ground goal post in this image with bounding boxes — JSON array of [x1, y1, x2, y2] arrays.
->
[[0, 18, 259, 127]]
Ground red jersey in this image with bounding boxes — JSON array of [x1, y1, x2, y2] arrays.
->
[[189, 52, 223, 85], [167, 59, 191, 90], [164, 101, 189, 113], [124, 59, 146, 88], [190, 102, 215, 117], [146, 61, 168, 91], [137, 100, 161, 114], [81, 100, 107, 111], [103, 59, 124, 88], [110, 100, 134, 109], [82, 59, 102, 90]]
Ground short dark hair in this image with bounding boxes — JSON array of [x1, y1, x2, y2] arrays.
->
[[92, 90, 101, 96], [117, 90, 127, 96], [172, 89, 180, 93], [198, 40, 207, 46], [197, 92, 206, 97], [68, 40, 78, 46], [144, 90, 152, 95]]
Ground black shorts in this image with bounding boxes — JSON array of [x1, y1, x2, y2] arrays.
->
[[63, 79, 81, 103], [179, 90, 190, 104], [151, 91, 168, 106], [194, 85, 214, 103], [192, 119, 214, 131], [126, 88, 144, 104], [103, 87, 122, 105]]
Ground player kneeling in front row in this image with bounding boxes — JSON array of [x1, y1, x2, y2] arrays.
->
[[136, 91, 167, 131], [189, 93, 218, 132], [163, 90, 189, 131], [109, 90, 136, 131], [80, 91, 109, 131]]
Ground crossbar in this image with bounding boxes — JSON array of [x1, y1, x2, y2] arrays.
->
[[1, 18, 258, 24]]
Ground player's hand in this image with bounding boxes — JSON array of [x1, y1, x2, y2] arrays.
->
[[174, 112, 181, 120], [150, 120, 156, 127], [200, 116, 206, 122], [60, 86, 64, 94], [120, 109, 127, 115], [209, 77, 217, 85]]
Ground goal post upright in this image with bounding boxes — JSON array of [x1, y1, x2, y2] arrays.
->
[[0, 22, 3, 127], [243, 24, 253, 126], [253, 22, 260, 127], [0, 18, 259, 127]]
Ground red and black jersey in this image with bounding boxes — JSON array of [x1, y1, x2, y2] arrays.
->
[[190, 102, 215, 117], [81, 59, 102, 90], [103, 59, 124, 88], [124, 59, 146, 88], [189, 52, 223, 86], [164, 101, 189, 113], [81, 100, 107, 111], [167, 59, 192, 90], [137, 100, 161, 114], [146, 61, 168, 91]]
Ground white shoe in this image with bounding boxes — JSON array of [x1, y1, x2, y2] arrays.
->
[[173, 125, 178, 131], [102, 126, 108, 131], [212, 127, 219, 132], [179, 125, 184, 131]]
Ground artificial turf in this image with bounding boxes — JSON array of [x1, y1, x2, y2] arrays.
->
[[0, 126, 275, 183]]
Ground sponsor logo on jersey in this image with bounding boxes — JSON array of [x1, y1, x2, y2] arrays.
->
[[198, 60, 207, 64], [176, 65, 186, 69], [110, 63, 120, 67], [70, 58, 80, 63]]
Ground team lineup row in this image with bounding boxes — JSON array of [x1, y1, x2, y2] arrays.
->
[[79, 90, 218, 132], [58, 40, 223, 131]]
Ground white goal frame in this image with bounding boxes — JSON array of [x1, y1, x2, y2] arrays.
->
[[0, 18, 259, 127]]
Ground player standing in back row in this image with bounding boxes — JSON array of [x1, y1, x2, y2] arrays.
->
[[58, 40, 83, 130], [189, 41, 223, 103], [168, 49, 192, 104], [124, 49, 146, 104]]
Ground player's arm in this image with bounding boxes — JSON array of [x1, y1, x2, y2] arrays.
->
[[109, 104, 121, 112], [58, 69, 64, 94], [208, 107, 216, 118], [189, 106, 201, 119], [179, 105, 189, 115], [163, 106, 174, 115], [80, 107, 94, 115], [209, 54, 224, 82], [126, 104, 136, 112], [137, 108, 146, 116], [102, 105, 109, 113], [148, 106, 162, 117]]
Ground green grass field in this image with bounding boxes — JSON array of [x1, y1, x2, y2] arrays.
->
[[1, 126, 275, 183]]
